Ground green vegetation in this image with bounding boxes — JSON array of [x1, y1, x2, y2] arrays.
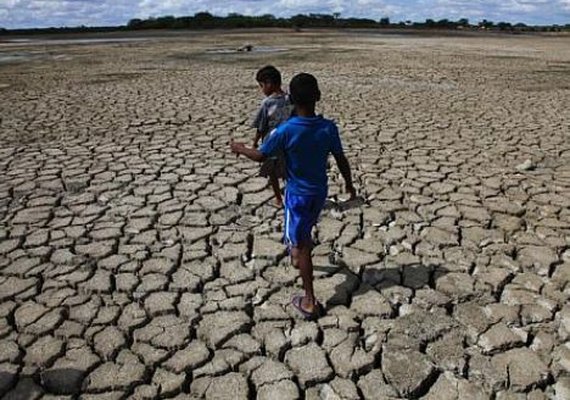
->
[[0, 25, 123, 35], [124, 13, 569, 32], [1, 12, 569, 35]]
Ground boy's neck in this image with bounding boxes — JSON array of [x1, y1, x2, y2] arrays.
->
[[268, 87, 284, 97], [295, 104, 316, 117]]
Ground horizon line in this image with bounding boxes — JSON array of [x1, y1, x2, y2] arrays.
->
[[2, 11, 570, 31]]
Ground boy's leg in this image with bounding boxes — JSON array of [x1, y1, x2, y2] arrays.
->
[[268, 171, 283, 207], [291, 243, 316, 312], [286, 192, 325, 317]]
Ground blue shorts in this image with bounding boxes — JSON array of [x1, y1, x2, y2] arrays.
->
[[284, 191, 326, 248]]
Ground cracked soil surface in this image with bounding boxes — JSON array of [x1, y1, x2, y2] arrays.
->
[[0, 30, 570, 399]]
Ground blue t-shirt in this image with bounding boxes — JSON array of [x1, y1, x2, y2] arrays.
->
[[259, 116, 344, 196]]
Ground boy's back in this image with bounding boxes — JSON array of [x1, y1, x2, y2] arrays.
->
[[252, 93, 292, 141], [260, 115, 342, 196]]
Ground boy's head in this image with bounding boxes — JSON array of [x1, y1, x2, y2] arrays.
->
[[256, 65, 282, 96], [289, 73, 321, 106]]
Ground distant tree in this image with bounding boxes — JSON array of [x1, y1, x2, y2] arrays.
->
[[226, 13, 245, 28], [457, 18, 469, 26], [479, 19, 494, 29], [290, 14, 307, 28], [194, 11, 213, 19], [177, 16, 193, 28], [335, 16, 374, 28], [193, 11, 217, 28], [425, 19, 436, 28], [127, 18, 143, 29], [497, 21, 512, 31], [310, 13, 335, 24], [155, 16, 175, 29], [333, 12, 341, 20], [290, 13, 335, 28], [379, 17, 390, 26]]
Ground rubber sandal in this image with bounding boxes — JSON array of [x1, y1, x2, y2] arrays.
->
[[291, 295, 323, 321]]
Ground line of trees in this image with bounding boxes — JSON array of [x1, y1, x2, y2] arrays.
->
[[1, 12, 570, 35], [0, 25, 123, 35], [125, 13, 570, 32], [125, 12, 383, 30]]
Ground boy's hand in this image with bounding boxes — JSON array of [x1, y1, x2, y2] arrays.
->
[[346, 183, 357, 199], [230, 140, 266, 162], [230, 141, 246, 155]]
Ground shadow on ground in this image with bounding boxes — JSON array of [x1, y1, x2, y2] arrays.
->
[[1, 368, 87, 397], [323, 195, 368, 212], [311, 263, 451, 313]]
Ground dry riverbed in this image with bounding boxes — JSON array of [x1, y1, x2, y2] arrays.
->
[[0, 29, 569, 399]]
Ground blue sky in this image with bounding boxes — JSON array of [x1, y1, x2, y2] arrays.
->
[[1, 0, 569, 29]]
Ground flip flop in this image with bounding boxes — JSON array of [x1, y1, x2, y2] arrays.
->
[[291, 295, 324, 321]]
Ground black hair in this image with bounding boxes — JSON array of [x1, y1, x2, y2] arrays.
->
[[289, 73, 321, 106], [256, 65, 282, 86]]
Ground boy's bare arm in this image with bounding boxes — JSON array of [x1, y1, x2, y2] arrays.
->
[[333, 153, 356, 198], [231, 141, 266, 162]]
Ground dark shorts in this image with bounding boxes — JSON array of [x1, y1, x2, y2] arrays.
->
[[284, 191, 326, 248], [259, 155, 286, 179]]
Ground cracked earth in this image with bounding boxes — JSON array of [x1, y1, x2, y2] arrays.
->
[[0, 30, 569, 399]]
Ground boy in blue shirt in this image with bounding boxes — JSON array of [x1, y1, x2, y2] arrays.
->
[[231, 73, 356, 320]]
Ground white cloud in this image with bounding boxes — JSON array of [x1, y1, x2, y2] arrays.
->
[[0, 0, 568, 29], [1, 0, 140, 28], [559, 0, 570, 11]]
